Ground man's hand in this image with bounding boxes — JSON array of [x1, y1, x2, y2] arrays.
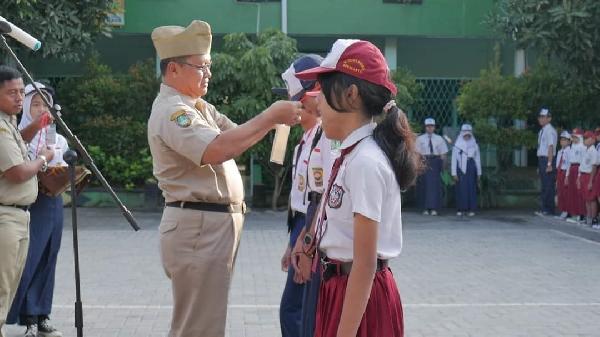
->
[[265, 101, 303, 126], [39, 146, 55, 163]]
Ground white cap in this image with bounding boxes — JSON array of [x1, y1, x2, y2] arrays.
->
[[539, 108, 551, 117], [424, 118, 435, 126], [461, 124, 473, 132], [560, 131, 571, 140]]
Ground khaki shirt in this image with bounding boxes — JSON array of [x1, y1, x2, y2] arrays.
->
[[0, 111, 38, 205], [148, 84, 244, 204]]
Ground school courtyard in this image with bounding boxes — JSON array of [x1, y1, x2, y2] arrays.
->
[[3, 208, 600, 337]]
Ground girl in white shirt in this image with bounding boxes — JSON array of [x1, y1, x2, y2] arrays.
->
[[451, 124, 482, 216], [565, 130, 586, 222], [555, 131, 571, 219], [296, 39, 423, 337]]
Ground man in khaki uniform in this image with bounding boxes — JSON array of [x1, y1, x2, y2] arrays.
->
[[0, 66, 54, 337], [148, 21, 301, 337]]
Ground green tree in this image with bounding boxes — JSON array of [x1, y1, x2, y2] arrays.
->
[[487, 0, 600, 89], [204, 29, 299, 209], [1, 0, 113, 62]]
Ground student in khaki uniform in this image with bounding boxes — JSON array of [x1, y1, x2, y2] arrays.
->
[[0, 66, 54, 337], [147, 21, 301, 337]]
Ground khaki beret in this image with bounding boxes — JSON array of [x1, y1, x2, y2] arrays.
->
[[151, 20, 212, 60]]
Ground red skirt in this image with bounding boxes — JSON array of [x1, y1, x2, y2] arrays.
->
[[315, 268, 404, 337], [556, 169, 568, 212], [595, 170, 600, 198], [567, 165, 585, 215], [579, 173, 597, 201]]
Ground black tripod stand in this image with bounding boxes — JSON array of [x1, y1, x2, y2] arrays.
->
[[1, 22, 141, 337]]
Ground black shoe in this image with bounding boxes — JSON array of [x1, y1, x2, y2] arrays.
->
[[38, 316, 62, 337]]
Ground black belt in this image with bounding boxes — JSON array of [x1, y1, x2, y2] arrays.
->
[[165, 201, 246, 214], [321, 256, 389, 281], [308, 191, 322, 204], [0, 203, 30, 211]]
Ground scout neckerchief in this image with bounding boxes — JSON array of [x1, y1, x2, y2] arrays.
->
[[311, 135, 367, 270]]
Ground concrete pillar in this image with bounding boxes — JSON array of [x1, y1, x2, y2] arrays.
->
[[384, 37, 397, 70], [513, 49, 527, 167]]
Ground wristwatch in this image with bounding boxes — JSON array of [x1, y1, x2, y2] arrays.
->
[[39, 155, 48, 172], [303, 232, 313, 246]]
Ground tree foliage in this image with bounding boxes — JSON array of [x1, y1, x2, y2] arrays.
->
[[487, 0, 600, 89], [1, 0, 113, 62]]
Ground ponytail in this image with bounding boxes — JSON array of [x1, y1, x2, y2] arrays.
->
[[373, 106, 424, 190], [318, 72, 424, 189]]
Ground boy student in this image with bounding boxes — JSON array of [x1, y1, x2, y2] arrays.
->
[[578, 131, 598, 226], [555, 131, 571, 220]]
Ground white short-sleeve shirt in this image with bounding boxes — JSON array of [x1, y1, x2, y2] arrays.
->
[[556, 148, 570, 171], [537, 124, 558, 157], [578, 146, 598, 174], [318, 123, 403, 262], [416, 133, 448, 156], [290, 125, 336, 213], [569, 143, 585, 164]]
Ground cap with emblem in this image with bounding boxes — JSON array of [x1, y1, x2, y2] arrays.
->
[[295, 39, 397, 95], [538, 108, 551, 117], [424, 118, 435, 126], [272, 54, 324, 101], [151, 20, 211, 60], [560, 131, 571, 140]]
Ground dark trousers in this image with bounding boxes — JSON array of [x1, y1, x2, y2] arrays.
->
[[280, 213, 306, 337], [300, 198, 322, 337], [538, 156, 556, 214], [7, 194, 63, 324]]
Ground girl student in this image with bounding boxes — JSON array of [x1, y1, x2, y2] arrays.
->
[[295, 39, 423, 337], [555, 131, 571, 219], [578, 131, 598, 226], [451, 124, 482, 217], [565, 129, 586, 223]]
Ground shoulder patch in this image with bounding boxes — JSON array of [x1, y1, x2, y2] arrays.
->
[[170, 110, 192, 128], [0, 127, 8, 134]]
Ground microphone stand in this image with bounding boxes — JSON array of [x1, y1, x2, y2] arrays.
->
[[0, 32, 140, 231], [64, 150, 84, 337]]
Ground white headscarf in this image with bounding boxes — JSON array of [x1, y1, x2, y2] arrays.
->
[[454, 124, 478, 174], [18, 82, 68, 164]]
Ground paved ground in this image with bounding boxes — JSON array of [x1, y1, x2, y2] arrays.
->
[[3, 208, 600, 337]]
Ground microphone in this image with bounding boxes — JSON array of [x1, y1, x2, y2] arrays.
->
[[0, 16, 41, 51]]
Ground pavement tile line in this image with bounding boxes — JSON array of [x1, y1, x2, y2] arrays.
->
[[51, 303, 600, 310], [550, 230, 600, 246]]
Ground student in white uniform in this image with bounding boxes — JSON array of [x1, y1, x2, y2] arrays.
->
[[296, 39, 423, 337], [451, 124, 482, 216], [536, 108, 558, 216], [415, 118, 448, 216], [273, 54, 329, 337], [578, 131, 598, 226], [555, 131, 571, 220], [565, 129, 586, 223]]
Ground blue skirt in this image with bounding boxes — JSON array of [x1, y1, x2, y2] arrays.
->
[[7, 193, 63, 324], [455, 159, 478, 212]]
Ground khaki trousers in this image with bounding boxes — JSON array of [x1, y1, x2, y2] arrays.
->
[[159, 207, 244, 337], [0, 207, 29, 337]]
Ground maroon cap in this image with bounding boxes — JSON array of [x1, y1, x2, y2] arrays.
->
[[295, 39, 397, 95], [584, 131, 595, 139]]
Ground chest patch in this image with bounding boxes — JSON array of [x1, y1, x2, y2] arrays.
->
[[328, 184, 344, 209], [312, 168, 324, 187]]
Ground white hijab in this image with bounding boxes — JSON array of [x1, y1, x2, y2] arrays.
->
[[454, 124, 478, 174], [18, 82, 68, 164]]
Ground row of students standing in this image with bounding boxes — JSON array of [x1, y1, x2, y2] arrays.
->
[[555, 128, 600, 228], [415, 121, 481, 216]]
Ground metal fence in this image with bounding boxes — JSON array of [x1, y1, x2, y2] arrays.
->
[[410, 78, 471, 128]]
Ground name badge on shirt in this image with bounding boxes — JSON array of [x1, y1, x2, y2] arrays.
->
[[328, 184, 344, 209]]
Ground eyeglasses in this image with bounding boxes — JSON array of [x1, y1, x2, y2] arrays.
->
[[177, 62, 212, 72]]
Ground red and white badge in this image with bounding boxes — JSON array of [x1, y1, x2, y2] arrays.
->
[[328, 184, 344, 209]]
